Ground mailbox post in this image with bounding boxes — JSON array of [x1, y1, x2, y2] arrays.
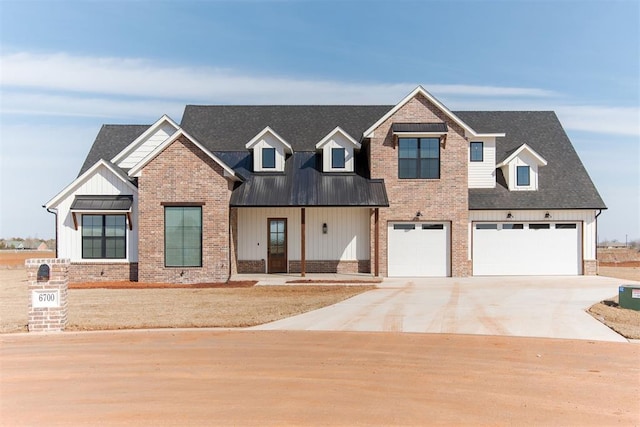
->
[[26, 258, 70, 332]]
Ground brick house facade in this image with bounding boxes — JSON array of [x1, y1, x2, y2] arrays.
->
[[46, 86, 606, 282]]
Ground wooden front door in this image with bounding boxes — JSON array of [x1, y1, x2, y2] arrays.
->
[[267, 218, 287, 273]]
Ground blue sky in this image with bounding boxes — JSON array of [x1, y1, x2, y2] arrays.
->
[[1, 0, 638, 242]]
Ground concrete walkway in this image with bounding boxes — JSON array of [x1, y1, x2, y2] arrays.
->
[[251, 275, 636, 342]]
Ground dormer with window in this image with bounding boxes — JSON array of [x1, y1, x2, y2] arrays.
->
[[497, 143, 547, 191], [245, 126, 293, 172], [315, 127, 360, 172]]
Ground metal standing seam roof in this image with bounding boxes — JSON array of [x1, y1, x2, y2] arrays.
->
[[391, 123, 448, 133], [224, 152, 389, 207], [70, 195, 134, 211]]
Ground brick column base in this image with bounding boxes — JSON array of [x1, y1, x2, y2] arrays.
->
[[26, 258, 70, 332]]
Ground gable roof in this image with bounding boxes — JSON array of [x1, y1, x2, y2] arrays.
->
[[315, 126, 361, 150], [362, 86, 505, 139], [111, 115, 180, 165], [181, 105, 391, 151], [496, 143, 548, 167], [46, 159, 138, 209], [79, 124, 150, 176], [458, 111, 606, 210], [127, 128, 240, 181], [245, 126, 293, 153]]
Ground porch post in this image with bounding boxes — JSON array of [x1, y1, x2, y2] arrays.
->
[[301, 207, 306, 277], [374, 208, 379, 277]]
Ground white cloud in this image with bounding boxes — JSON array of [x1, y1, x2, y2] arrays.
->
[[1, 51, 638, 136]]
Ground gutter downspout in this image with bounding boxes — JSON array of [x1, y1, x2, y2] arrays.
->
[[595, 209, 603, 271], [43, 206, 58, 258]]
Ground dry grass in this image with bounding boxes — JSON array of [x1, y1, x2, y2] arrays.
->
[[591, 266, 640, 339], [0, 250, 55, 268]]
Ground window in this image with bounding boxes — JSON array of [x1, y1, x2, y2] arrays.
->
[[476, 223, 498, 230], [82, 215, 126, 259], [470, 142, 483, 162], [422, 224, 444, 230], [331, 147, 345, 169], [529, 223, 550, 230], [165, 207, 202, 267], [517, 166, 530, 186], [262, 147, 276, 169], [393, 224, 415, 230], [398, 138, 440, 179], [556, 223, 577, 229], [502, 224, 524, 230]]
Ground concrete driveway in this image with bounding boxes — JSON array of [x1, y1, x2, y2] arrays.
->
[[253, 275, 635, 342]]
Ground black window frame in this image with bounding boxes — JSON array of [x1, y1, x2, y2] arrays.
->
[[470, 141, 484, 162], [331, 147, 346, 169], [516, 165, 530, 186], [81, 214, 127, 259], [164, 206, 203, 268], [398, 137, 440, 179], [262, 147, 276, 169]]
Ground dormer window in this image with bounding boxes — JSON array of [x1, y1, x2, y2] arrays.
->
[[331, 148, 346, 169], [316, 127, 360, 173], [262, 148, 276, 169], [516, 166, 530, 186], [496, 144, 547, 191], [246, 127, 293, 173]]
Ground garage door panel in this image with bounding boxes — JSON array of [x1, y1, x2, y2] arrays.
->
[[473, 223, 581, 276], [388, 222, 450, 277]]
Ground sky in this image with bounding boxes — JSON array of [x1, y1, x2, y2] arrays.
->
[[0, 0, 638, 242]]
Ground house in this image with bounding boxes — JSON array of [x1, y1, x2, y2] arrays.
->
[[45, 86, 606, 283]]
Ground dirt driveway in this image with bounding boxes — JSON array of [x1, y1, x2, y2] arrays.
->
[[1, 330, 638, 426]]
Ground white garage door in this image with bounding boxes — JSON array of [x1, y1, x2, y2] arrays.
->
[[388, 222, 450, 277], [472, 223, 582, 275]]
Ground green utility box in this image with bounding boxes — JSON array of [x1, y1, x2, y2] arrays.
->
[[619, 285, 640, 311]]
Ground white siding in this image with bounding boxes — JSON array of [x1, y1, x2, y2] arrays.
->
[[252, 133, 288, 172], [468, 210, 597, 261], [468, 138, 496, 188], [237, 207, 369, 262], [501, 151, 541, 191], [55, 166, 138, 262], [116, 124, 177, 169], [320, 133, 356, 172]]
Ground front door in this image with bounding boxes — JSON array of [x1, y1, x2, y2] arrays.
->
[[267, 218, 287, 273]]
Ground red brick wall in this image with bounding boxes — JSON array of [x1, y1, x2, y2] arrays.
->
[[288, 260, 370, 274], [369, 93, 471, 277], [138, 136, 233, 284], [69, 262, 138, 282]]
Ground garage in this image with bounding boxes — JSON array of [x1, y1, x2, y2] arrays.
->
[[472, 222, 582, 275], [388, 222, 450, 277]]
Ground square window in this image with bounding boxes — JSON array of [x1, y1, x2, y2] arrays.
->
[[262, 147, 276, 169], [470, 142, 483, 162], [82, 214, 126, 259], [517, 166, 530, 186], [398, 137, 440, 179], [331, 147, 345, 169]]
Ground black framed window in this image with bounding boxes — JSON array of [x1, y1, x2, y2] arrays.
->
[[262, 147, 276, 169], [82, 214, 126, 259], [331, 147, 345, 168], [470, 142, 483, 162], [398, 137, 440, 179], [529, 223, 550, 230], [517, 166, 530, 186], [165, 206, 202, 267]]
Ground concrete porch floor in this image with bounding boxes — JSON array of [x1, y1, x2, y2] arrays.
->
[[230, 273, 381, 285]]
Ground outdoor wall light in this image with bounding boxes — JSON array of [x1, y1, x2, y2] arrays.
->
[[544, 211, 551, 219], [322, 223, 328, 234], [416, 211, 422, 217], [506, 212, 513, 219]]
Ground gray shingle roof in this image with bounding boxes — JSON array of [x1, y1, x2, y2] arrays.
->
[[76, 107, 605, 211], [78, 124, 149, 176], [456, 111, 606, 210], [180, 105, 393, 151]]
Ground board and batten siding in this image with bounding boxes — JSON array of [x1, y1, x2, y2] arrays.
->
[[56, 166, 138, 262], [237, 207, 370, 261], [116, 124, 177, 169], [468, 210, 597, 260], [468, 138, 496, 189]]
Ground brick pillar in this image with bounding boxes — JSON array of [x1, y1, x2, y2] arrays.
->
[[26, 258, 70, 332]]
